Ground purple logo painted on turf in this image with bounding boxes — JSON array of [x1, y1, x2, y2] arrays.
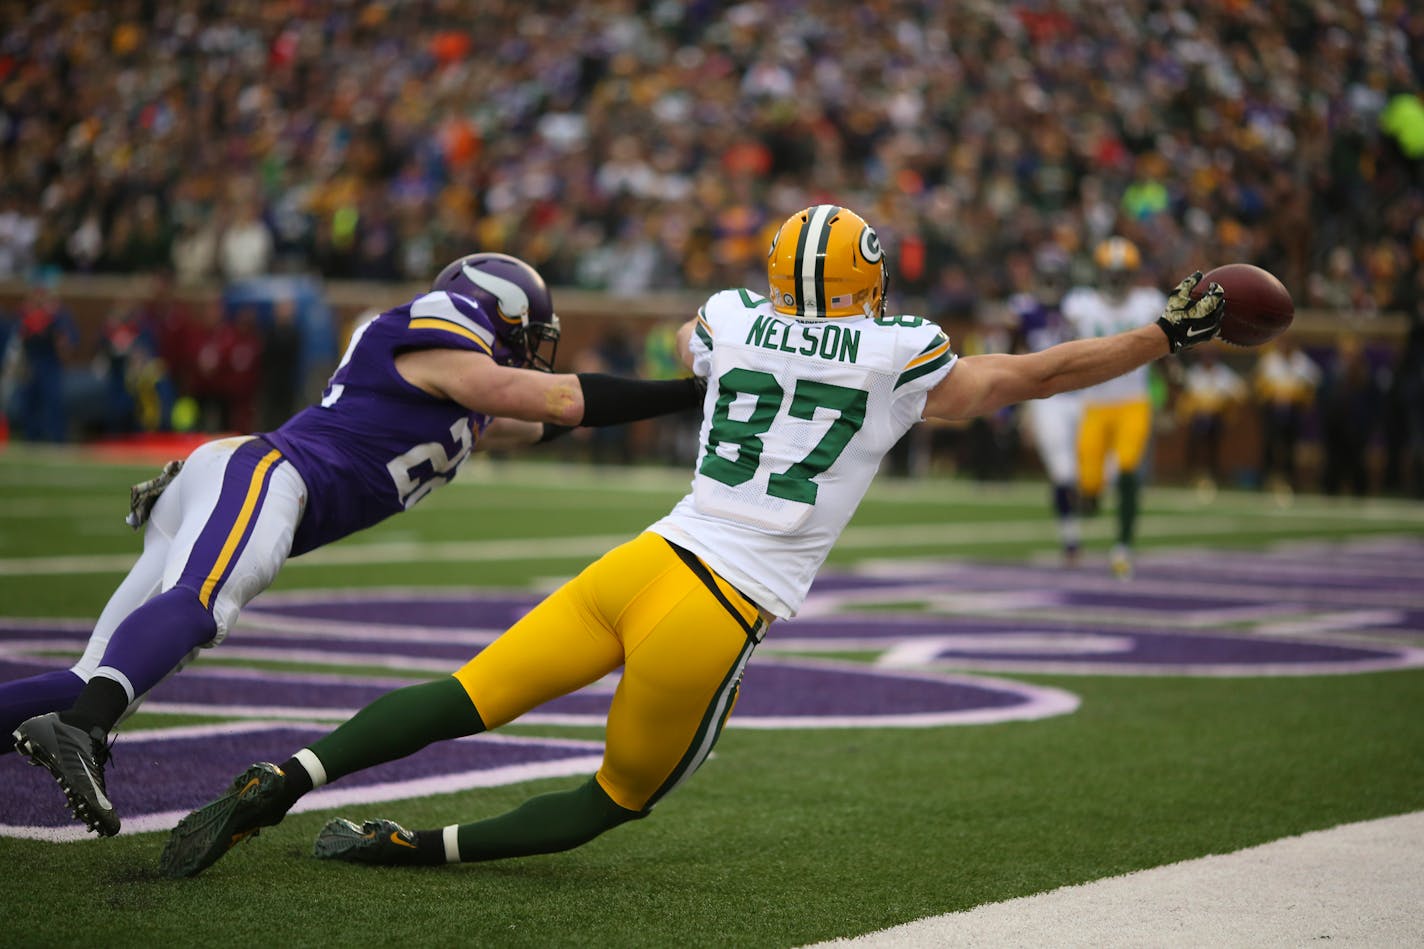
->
[[4, 540, 1422, 839], [0, 722, 604, 841]]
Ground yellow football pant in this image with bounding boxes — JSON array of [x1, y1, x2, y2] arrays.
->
[[1077, 398, 1152, 498], [453, 532, 767, 812]]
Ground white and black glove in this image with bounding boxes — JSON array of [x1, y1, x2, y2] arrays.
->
[[1156, 272, 1225, 354], [125, 460, 184, 529]]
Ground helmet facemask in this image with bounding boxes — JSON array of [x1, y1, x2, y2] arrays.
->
[[507, 315, 561, 372]]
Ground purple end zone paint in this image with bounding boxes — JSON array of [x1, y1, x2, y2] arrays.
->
[[0, 725, 598, 829]]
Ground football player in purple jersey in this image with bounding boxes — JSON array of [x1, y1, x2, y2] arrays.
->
[[6, 253, 706, 837], [1007, 253, 1084, 563]]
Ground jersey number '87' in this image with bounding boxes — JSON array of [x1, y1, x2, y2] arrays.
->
[[700, 368, 868, 505]]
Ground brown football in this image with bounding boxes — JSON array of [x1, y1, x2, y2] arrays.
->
[[1192, 263, 1295, 347]]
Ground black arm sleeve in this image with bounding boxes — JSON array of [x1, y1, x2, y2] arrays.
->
[[537, 423, 575, 444], [576, 373, 705, 427]]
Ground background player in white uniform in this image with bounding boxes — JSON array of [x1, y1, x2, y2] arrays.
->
[[1062, 237, 1169, 578], [1008, 254, 1083, 563], [161, 206, 1224, 878]]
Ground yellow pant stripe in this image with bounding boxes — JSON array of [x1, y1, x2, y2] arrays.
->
[[198, 449, 282, 608]]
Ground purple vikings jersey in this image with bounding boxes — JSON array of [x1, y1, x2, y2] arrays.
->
[[1009, 291, 1071, 353], [263, 291, 498, 555]]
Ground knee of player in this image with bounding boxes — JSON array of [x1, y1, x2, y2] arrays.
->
[[163, 583, 225, 639], [590, 775, 652, 823]]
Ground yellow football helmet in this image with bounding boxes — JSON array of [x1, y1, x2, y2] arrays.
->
[[768, 205, 887, 319], [1093, 236, 1140, 298], [1092, 236, 1141, 272]]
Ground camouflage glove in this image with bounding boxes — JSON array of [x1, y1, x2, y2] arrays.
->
[[1156, 272, 1225, 353], [125, 460, 184, 529]]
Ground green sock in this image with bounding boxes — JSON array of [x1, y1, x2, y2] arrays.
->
[[432, 777, 642, 863], [304, 677, 485, 784], [1117, 470, 1140, 546]]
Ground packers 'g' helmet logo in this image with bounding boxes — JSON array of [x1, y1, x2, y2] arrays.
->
[[859, 226, 882, 264], [768, 205, 888, 319]]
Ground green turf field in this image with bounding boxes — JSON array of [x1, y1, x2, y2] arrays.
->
[[1, 446, 1421, 948]]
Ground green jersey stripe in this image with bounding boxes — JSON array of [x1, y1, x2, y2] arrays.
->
[[894, 351, 954, 389], [917, 331, 949, 354]]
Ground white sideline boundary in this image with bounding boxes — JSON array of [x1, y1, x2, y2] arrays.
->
[[809, 811, 1424, 948]]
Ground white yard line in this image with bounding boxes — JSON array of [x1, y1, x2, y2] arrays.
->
[[809, 811, 1424, 948], [2, 517, 1418, 576]]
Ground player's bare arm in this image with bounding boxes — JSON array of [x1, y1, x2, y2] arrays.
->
[[924, 325, 1167, 420], [924, 272, 1224, 421], [397, 346, 704, 433], [396, 348, 585, 424], [475, 417, 546, 451], [675, 317, 698, 371]]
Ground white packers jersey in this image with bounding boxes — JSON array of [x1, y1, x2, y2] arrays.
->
[[1062, 285, 1166, 404], [648, 289, 957, 618]]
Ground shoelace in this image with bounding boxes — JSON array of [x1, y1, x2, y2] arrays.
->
[[87, 730, 116, 791]]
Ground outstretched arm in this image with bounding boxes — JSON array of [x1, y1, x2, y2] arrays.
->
[[923, 272, 1224, 422], [474, 418, 546, 452], [924, 326, 1166, 420], [395, 349, 704, 427]]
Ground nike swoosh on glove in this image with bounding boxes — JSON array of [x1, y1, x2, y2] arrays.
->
[[1156, 272, 1225, 354]]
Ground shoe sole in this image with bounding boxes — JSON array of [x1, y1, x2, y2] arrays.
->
[[158, 763, 283, 878], [13, 724, 120, 837]]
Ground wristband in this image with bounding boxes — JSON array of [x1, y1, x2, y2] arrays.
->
[[577, 373, 705, 427], [537, 423, 575, 444]]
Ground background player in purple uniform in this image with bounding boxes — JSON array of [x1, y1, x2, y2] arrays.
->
[[6, 253, 705, 838], [1008, 254, 1083, 563]]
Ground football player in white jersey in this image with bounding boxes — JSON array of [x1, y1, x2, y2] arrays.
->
[[1062, 237, 1169, 578], [161, 206, 1224, 878]]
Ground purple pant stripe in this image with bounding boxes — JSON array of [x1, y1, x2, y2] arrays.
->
[[178, 438, 286, 609]]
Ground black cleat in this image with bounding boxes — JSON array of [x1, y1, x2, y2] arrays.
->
[[159, 762, 289, 878], [13, 713, 119, 837], [313, 818, 426, 865]]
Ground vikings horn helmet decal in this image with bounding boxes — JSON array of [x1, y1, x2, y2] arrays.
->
[[767, 205, 888, 319], [432, 253, 561, 370], [461, 262, 531, 324]]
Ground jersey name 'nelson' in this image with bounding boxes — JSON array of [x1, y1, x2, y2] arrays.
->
[[745, 312, 861, 364]]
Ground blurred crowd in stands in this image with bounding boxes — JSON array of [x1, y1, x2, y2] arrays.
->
[[3, 1, 1423, 302], [0, 0, 1421, 494], [0, 271, 306, 442]]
